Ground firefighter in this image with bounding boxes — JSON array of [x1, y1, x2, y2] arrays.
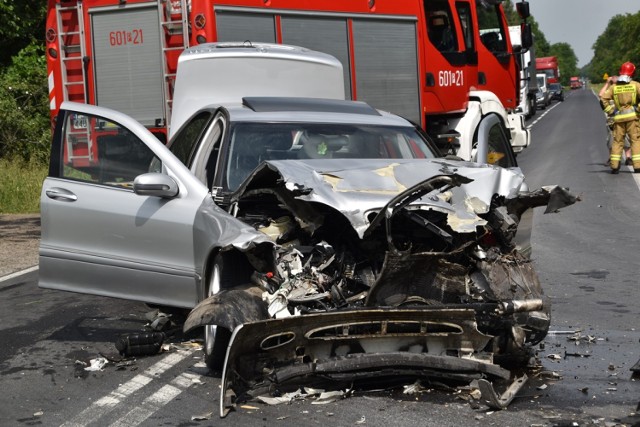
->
[[599, 75, 631, 166], [600, 62, 640, 173]]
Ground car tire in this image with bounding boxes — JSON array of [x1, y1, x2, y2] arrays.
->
[[203, 259, 232, 372]]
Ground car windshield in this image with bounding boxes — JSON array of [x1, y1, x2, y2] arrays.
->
[[225, 122, 438, 191], [550, 84, 561, 90]]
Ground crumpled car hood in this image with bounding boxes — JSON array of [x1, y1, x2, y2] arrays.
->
[[233, 158, 527, 237]]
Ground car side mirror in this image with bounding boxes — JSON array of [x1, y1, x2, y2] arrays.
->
[[134, 173, 179, 198]]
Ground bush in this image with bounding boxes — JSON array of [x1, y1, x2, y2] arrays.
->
[[0, 42, 51, 165], [0, 158, 48, 213]]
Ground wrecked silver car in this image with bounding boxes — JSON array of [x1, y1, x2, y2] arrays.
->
[[40, 98, 577, 417]]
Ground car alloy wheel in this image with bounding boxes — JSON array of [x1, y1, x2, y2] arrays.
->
[[203, 259, 231, 371]]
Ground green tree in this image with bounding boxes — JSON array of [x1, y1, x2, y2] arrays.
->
[[549, 42, 578, 85], [589, 12, 640, 82], [0, 0, 47, 67], [0, 42, 51, 163]]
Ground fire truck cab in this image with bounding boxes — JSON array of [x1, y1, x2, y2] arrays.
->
[[45, 0, 532, 163]]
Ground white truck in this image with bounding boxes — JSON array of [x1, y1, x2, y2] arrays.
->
[[509, 25, 538, 119]]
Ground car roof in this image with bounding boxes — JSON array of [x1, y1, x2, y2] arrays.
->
[[218, 97, 417, 127]]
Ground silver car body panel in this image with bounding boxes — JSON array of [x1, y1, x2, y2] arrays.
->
[[40, 102, 272, 308]]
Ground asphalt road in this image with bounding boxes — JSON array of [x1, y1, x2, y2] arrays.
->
[[1, 88, 639, 427]]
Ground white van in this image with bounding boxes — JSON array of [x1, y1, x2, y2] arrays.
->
[[536, 73, 551, 108]]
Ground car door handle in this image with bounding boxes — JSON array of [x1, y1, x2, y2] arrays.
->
[[45, 187, 78, 202]]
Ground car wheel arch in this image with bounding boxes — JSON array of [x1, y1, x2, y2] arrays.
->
[[199, 248, 258, 371]]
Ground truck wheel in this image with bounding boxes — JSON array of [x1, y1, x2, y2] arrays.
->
[[203, 259, 231, 372]]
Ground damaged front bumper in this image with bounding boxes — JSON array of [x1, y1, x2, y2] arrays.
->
[[218, 304, 541, 417]]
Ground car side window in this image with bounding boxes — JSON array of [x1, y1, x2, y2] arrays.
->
[[169, 111, 214, 166], [60, 112, 159, 188], [477, 5, 508, 58], [486, 123, 515, 169]]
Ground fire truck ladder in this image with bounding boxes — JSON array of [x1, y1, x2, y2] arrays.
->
[[158, 0, 190, 130], [56, 0, 92, 162]]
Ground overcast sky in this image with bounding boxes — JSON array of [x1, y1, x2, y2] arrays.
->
[[528, 0, 639, 67]]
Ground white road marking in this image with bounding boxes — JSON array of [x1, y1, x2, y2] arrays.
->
[[60, 351, 194, 427], [526, 100, 563, 130], [109, 372, 201, 427], [0, 266, 38, 286]]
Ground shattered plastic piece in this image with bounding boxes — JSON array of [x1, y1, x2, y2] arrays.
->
[[312, 390, 347, 405], [256, 396, 293, 405], [33, 411, 43, 417], [190, 412, 213, 421], [115, 360, 136, 370], [355, 415, 366, 424], [403, 381, 428, 395], [84, 357, 108, 371], [478, 375, 528, 409], [537, 371, 562, 380], [240, 405, 260, 410], [546, 354, 562, 360], [537, 384, 547, 390]]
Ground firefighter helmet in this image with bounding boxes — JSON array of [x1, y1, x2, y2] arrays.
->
[[619, 62, 636, 77]]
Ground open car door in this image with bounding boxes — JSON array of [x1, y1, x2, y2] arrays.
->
[[39, 102, 210, 308]]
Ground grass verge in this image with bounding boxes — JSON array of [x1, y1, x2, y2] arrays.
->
[[0, 159, 48, 213]]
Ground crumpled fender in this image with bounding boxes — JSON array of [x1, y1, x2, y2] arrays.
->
[[183, 285, 269, 333]]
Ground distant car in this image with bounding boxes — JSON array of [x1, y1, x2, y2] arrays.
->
[[536, 88, 550, 109], [549, 83, 564, 102]]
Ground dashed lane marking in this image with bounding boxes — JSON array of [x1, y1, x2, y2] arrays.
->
[[60, 350, 195, 427], [526, 100, 563, 130], [110, 371, 202, 427]]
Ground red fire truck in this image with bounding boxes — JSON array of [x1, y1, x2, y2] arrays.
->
[[46, 0, 531, 165]]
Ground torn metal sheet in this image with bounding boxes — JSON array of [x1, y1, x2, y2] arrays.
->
[[478, 374, 528, 409]]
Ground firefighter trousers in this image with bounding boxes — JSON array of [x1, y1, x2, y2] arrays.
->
[[610, 119, 640, 170]]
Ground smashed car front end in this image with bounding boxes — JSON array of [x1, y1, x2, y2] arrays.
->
[[184, 158, 578, 416]]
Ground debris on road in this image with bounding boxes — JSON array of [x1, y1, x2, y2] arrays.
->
[[477, 374, 528, 410], [115, 332, 166, 357], [190, 412, 213, 421], [84, 357, 108, 371]]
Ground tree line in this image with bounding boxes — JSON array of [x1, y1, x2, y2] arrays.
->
[[586, 11, 640, 83], [0, 1, 49, 163]]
